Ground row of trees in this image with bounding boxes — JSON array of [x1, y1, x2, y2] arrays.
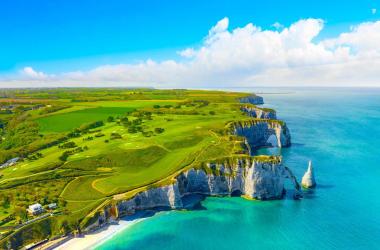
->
[[59, 146, 88, 162]]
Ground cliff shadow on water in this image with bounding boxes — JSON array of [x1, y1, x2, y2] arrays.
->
[[181, 194, 208, 210]]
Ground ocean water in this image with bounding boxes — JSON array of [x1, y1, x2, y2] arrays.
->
[[97, 88, 380, 250]]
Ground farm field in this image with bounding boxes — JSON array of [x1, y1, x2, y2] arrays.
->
[[36, 100, 183, 133], [37, 107, 133, 133], [0, 88, 263, 248]]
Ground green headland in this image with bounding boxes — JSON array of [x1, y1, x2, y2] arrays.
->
[[0, 88, 282, 248]]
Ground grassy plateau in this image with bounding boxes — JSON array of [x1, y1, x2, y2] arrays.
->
[[0, 88, 271, 248]]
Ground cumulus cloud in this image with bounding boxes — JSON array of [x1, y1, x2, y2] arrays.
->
[[2, 18, 380, 88], [272, 22, 284, 30], [177, 48, 196, 58], [208, 17, 229, 35], [323, 21, 380, 57], [21, 67, 50, 80]]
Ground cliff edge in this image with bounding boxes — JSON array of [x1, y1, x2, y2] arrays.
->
[[239, 95, 264, 105], [81, 94, 301, 232]]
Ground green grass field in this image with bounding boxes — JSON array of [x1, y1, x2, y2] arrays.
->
[[37, 107, 134, 132], [0, 89, 270, 248]]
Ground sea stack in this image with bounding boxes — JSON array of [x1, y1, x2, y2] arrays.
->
[[301, 160, 316, 188]]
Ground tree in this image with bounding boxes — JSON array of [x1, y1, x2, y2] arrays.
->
[[60, 220, 71, 235], [132, 118, 142, 125], [59, 151, 71, 161], [14, 206, 27, 221], [107, 116, 114, 122], [59, 141, 77, 149], [154, 128, 165, 134], [120, 117, 129, 126], [128, 127, 138, 133], [1, 195, 11, 208], [41, 196, 49, 205]]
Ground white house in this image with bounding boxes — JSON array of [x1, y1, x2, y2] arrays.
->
[[47, 203, 57, 210], [27, 203, 43, 215], [0, 157, 20, 169]]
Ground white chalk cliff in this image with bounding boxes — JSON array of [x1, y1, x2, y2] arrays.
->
[[301, 161, 316, 188], [84, 95, 303, 231], [116, 158, 302, 217], [230, 120, 291, 148], [240, 105, 277, 119], [239, 95, 264, 105]]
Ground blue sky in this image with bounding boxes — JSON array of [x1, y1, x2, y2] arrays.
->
[[0, 0, 379, 87], [1, 0, 377, 72]]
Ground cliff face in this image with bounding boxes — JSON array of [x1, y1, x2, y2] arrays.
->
[[116, 159, 301, 216], [117, 184, 183, 215], [231, 120, 291, 148], [239, 95, 264, 105], [115, 96, 295, 217], [178, 160, 289, 199], [87, 95, 300, 230], [241, 105, 276, 119]]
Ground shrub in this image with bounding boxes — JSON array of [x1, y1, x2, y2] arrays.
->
[[128, 126, 138, 133], [154, 128, 165, 134], [107, 116, 114, 122], [110, 133, 122, 140], [120, 117, 129, 126], [59, 142, 77, 149], [59, 151, 71, 162], [59, 147, 84, 161], [142, 131, 153, 137], [78, 121, 104, 132], [94, 133, 105, 137]]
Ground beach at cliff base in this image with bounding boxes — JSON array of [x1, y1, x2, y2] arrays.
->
[[54, 216, 146, 250]]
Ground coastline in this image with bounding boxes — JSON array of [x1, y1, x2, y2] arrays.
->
[[53, 214, 148, 250], [52, 94, 292, 249]]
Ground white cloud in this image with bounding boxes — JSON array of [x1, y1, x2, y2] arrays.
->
[[2, 18, 380, 88], [272, 22, 284, 30], [323, 21, 380, 57], [209, 17, 229, 35], [21, 67, 50, 80], [177, 48, 196, 58]]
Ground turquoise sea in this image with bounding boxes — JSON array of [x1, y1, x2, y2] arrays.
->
[[97, 88, 380, 250]]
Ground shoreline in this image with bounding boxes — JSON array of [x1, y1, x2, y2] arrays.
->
[[53, 213, 149, 250], [50, 196, 204, 250]]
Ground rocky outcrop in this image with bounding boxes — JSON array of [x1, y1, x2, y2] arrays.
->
[[117, 184, 183, 215], [301, 161, 316, 188], [241, 105, 276, 119], [239, 95, 264, 105], [230, 120, 291, 148], [116, 158, 302, 217]]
